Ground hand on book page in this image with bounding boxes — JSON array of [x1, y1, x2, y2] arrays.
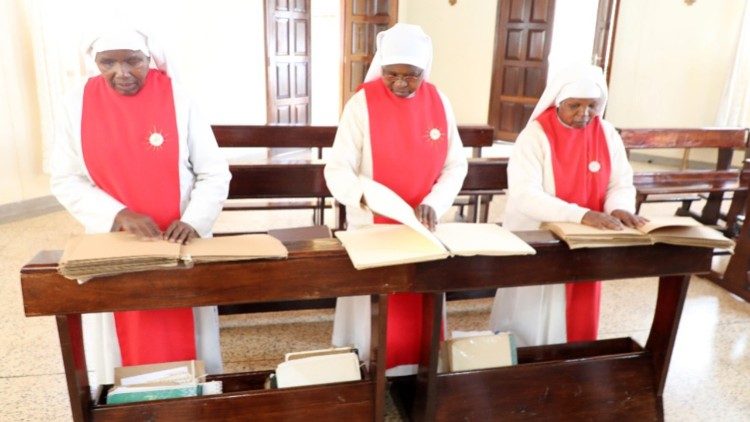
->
[[358, 176, 442, 248]]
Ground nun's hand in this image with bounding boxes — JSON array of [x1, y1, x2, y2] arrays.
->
[[113, 208, 162, 240], [164, 221, 198, 244], [581, 210, 624, 230], [415, 204, 437, 231], [611, 209, 649, 228]]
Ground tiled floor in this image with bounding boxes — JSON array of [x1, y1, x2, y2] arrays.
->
[[2, 195, 750, 420]]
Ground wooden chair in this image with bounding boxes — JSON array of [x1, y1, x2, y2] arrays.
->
[[619, 127, 750, 235]]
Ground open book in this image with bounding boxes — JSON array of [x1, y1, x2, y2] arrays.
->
[[334, 177, 535, 270], [59, 232, 288, 280], [541, 216, 735, 250]]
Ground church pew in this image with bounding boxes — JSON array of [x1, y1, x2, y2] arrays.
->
[[21, 234, 713, 421], [619, 127, 750, 235], [215, 125, 496, 225]]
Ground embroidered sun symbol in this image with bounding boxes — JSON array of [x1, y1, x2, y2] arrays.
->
[[148, 131, 165, 149], [429, 128, 442, 141]]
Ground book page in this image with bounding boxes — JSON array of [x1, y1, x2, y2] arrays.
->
[[181, 234, 288, 261], [434, 223, 536, 256], [638, 216, 701, 234], [541, 222, 644, 237], [335, 225, 449, 270], [60, 232, 180, 264], [358, 176, 443, 249]]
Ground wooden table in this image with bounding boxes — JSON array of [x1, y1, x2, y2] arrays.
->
[[20, 233, 711, 421]]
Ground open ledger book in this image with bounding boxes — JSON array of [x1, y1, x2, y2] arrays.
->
[[541, 216, 735, 250], [59, 232, 288, 281], [334, 177, 535, 270]]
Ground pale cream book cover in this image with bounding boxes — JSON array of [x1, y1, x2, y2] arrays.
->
[[275, 352, 361, 388]]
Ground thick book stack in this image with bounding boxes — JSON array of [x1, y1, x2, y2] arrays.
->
[[58, 232, 288, 280], [335, 177, 536, 270], [542, 216, 735, 250]]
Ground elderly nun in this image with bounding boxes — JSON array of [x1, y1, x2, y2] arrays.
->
[[489, 64, 645, 347], [50, 28, 230, 387], [324, 23, 468, 376]]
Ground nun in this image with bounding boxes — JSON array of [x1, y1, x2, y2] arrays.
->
[[50, 28, 230, 387], [324, 23, 468, 376], [489, 64, 646, 346]]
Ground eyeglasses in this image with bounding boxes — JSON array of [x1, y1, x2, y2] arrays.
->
[[382, 71, 423, 83]]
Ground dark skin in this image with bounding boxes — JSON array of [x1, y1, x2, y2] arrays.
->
[[557, 98, 649, 230], [360, 197, 437, 232], [97, 50, 198, 243], [382, 64, 424, 98]]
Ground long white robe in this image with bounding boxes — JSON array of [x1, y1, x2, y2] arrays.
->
[[324, 88, 468, 376], [50, 80, 231, 387], [488, 118, 635, 346]]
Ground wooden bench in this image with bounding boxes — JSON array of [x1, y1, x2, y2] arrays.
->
[[217, 157, 508, 315], [21, 235, 713, 420], [619, 128, 750, 235], [214, 125, 496, 226]]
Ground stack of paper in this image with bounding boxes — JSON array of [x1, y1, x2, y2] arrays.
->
[[275, 347, 362, 388], [542, 216, 735, 250], [441, 331, 517, 372], [334, 177, 536, 270], [59, 232, 289, 280], [107, 360, 222, 405]]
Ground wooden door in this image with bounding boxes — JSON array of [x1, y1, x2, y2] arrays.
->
[[342, 0, 398, 106], [487, 0, 556, 141], [266, 0, 311, 125]]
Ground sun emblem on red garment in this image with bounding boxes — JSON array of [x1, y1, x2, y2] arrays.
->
[[148, 130, 165, 149], [425, 127, 442, 143]]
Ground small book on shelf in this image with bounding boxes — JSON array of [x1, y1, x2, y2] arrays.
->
[[107, 360, 222, 405], [541, 216, 735, 250], [439, 331, 517, 373], [275, 347, 362, 388], [58, 232, 288, 281], [335, 177, 536, 270]]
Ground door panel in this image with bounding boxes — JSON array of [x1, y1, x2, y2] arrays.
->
[[488, 0, 556, 141]]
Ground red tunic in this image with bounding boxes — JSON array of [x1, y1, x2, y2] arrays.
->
[[536, 106, 612, 342], [81, 69, 196, 365], [363, 78, 448, 369]]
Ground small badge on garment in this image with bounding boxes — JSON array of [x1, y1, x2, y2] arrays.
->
[[429, 128, 442, 141], [148, 132, 165, 148], [588, 160, 601, 173]]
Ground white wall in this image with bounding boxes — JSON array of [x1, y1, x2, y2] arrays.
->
[[606, 0, 745, 127], [398, 0, 497, 124], [0, 1, 49, 205], [311, 0, 342, 125]]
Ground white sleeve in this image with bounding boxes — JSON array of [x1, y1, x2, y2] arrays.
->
[[179, 100, 232, 237], [602, 123, 637, 214], [324, 92, 367, 209], [420, 91, 468, 218], [506, 125, 589, 223], [49, 92, 126, 233]]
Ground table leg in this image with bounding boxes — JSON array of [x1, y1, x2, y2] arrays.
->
[[412, 292, 442, 422], [370, 294, 388, 421], [56, 314, 91, 422]]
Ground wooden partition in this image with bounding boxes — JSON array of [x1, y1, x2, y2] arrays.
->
[[21, 232, 712, 421]]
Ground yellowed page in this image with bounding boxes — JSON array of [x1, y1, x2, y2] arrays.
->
[[60, 232, 179, 264], [638, 216, 701, 234], [181, 234, 288, 261], [434, 223, 536, 256], [335, 225, 449, 270], [358, 176, 444, 249]]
